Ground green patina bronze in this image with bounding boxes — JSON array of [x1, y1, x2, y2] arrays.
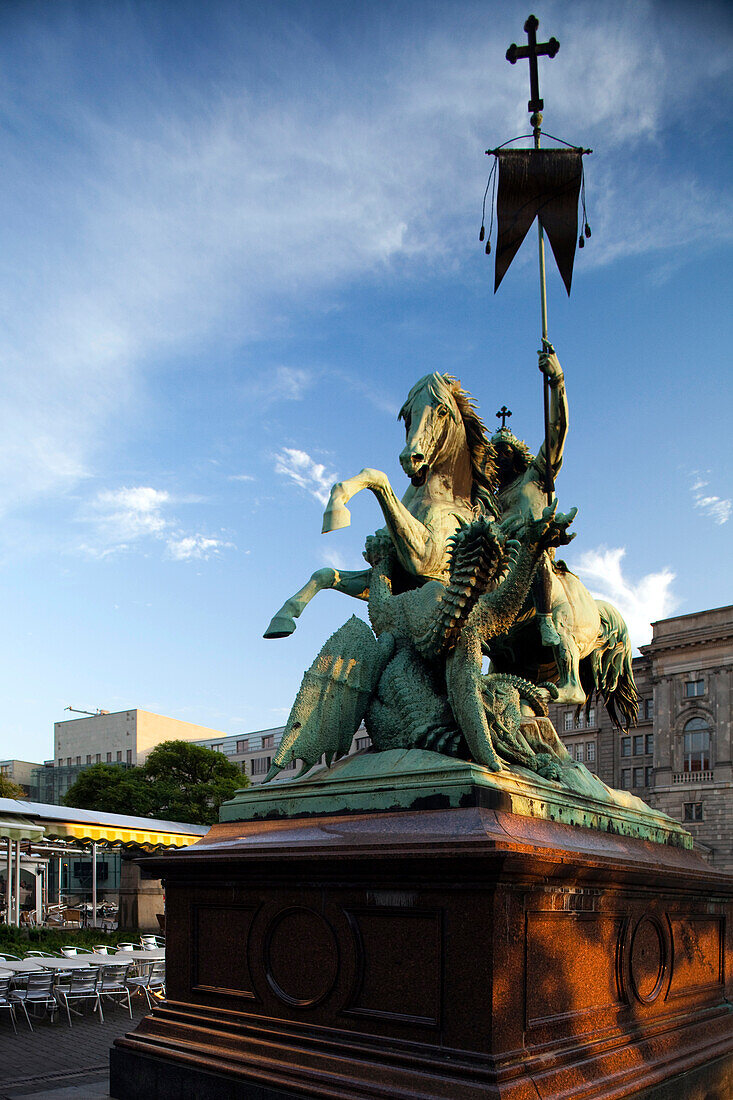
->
[[239, 347, 686, 845], [221, 749, 690, 849]]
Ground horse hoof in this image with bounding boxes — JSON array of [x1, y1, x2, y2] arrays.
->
[[263, 614, 297, 639], [322, 504, 351, 533]]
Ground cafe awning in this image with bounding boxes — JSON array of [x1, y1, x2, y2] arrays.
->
[[0, 816, 45, 844]]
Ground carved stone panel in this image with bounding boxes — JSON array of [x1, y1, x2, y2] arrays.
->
[[192, 904, 258, 1001], [344, 907, 442, 1028]]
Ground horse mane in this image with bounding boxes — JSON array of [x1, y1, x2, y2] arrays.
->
[[443, 375, 499, 513], [399, 372, 499, 514]]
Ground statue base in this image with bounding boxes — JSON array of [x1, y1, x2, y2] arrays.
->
[[111, 761, 733, 1100]]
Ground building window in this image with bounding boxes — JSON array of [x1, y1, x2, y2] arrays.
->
[[116, 751, 122, 762], [95, 754, 101, 764], [645, 733, 654, 754], [236, 739, 248, 754], [284, 759, 297, 770], [633, 734, 644, 756], [106, 752, 112, 763], [58, 758, 63, 767], [633, 767, 645, 787], [645, 698, 654, 720], [356, 736, 371, 751], [683, 717, 710, 773], [126, 749, 132, 764], [621, 769, 631, 789], [251, 756, 272, 776], [210, 743, 223, 753], [621, 737, 631, 757], [574, 713, 585, 730], [683, 802, 703, 822], [86, 755, 92, 765], [645, 766, 654, 787], [586, 741, 596, 763], [574, 743, 584, 762], [685, 680, 704, 698], [563, 712, 573, 731], [587, 707, 596, 726], [261, 735, 274, 748], [75, 756, 81, 765]]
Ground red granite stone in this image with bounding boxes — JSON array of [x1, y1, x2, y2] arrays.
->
[[111, 805, 733, 1099]]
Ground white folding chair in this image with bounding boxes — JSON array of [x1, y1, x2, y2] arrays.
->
[[10, 971, 57, 1031], [0, 975, 17, 1034], [54, 968, 100, 1028], [97, 964, 132, 1022]]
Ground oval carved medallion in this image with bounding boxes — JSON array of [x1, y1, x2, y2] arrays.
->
[[264, 906, 339, 1008]]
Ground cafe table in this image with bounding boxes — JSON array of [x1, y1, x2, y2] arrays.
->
[[0, 959, 45, 974]]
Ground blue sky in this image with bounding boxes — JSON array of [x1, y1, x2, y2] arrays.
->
[[0, 0, 730, 764]]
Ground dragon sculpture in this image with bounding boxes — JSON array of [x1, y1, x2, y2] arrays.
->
[[265, 503, 576, 783]]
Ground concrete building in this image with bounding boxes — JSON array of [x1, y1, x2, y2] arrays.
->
[[38, 709, 232, 804], [193, 725, 370, 784], [0, 759, 44, 799], [551, 605, 733, 872]]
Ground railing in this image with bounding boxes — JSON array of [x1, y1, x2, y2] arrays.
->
[[672, 771, 714, 784]]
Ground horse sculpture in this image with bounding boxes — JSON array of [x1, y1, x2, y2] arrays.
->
[[487, 564, 638, 729], [264, 368, 638, 738], [263, 372, 498, 639]]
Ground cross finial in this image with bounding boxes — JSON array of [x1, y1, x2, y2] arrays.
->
[[496, 406, 512, 429], [506, 14, 559, 114]]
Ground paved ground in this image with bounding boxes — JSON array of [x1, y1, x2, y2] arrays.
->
[[0, 997, 148, 1099]]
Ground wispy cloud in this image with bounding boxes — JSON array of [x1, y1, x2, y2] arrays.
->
[[570, 546, 678, 650], [255, 366, 315, 404], [166, 534, 232, 561], [0, 4, 728, 518], [690, 476, 731, 525], [79, 485, 233, 560], [274, 448, 336, 506]]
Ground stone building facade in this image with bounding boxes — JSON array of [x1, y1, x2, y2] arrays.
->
[[550, 605, 733, 872]]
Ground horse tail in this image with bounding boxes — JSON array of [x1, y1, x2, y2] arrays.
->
[[580, 601, 639, 731]]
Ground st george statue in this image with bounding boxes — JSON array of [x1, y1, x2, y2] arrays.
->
[[263, 345, 638, 782]]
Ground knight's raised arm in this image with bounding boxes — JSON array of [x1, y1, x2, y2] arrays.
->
[[537, 342, 568, 474]]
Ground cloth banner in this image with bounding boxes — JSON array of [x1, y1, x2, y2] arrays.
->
[[494, 149, 583, 295]]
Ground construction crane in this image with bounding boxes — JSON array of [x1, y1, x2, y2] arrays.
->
[[64, 706, 110, 717]]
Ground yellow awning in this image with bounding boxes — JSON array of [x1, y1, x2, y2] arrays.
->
[[0, 817, 45, 844], [42, 821, 198, 848]]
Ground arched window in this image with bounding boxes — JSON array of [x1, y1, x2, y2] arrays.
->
[[683, 717, 710, 773]]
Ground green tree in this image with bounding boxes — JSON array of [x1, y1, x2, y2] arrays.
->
[[141, 740, 247, 825], [0, 774, 26, 798], [63, 763, 152, 816]]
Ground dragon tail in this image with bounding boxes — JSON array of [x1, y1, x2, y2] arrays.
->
[[580, 600, 638, 731]]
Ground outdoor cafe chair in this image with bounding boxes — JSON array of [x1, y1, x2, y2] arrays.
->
[[54, 968, 101, 1028], [60, 946, 83, 957], [139, 935, 165, 950], [0, 952, 22, 961], [116, 942, 137, 952], [9, 971, 57, 1031], [97, 964, 132, 1022], [126, 959, 164, 1009], [92, 945, 116, 954], [25, 950, 60, 958], [0, 975, 17, 1034]]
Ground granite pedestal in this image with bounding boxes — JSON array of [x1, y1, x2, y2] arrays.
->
[[111, 752, 733, 1099]]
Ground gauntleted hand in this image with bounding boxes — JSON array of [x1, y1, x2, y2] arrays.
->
[[538, 338, 563, 382]]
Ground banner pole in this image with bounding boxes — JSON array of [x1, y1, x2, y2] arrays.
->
[[533, 112, 554, 504]]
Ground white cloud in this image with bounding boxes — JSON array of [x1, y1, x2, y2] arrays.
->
[[257, 366, 314, 403], [0, 4, 728, 518], [88, 486, 170, 548], [166, 535, 232, 561], [690, 477, 731, 525], [274, 448, 336, 507], [80, 484, 232, 561], [570, 546, 678, 650], [229, 474, 255, 482]]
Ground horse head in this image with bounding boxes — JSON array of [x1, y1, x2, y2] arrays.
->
[[398, 373, 466, 487]]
